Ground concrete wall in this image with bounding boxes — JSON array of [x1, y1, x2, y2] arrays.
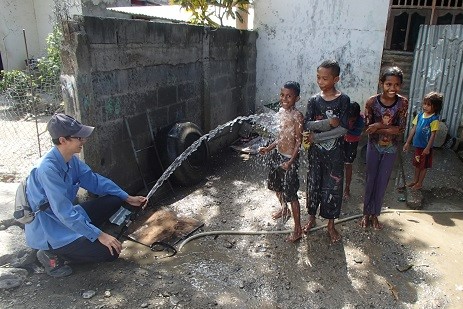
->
[[253, 0, 390, 109], [61, 16, 257, 193]]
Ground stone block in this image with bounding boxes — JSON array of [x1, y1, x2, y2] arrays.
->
[[168, 103, 186, 124], [92, 71, 118, 97], [0, 268, 28, 289], [158, 86, 177, 107], [178, 82, 199, 102], [0, 226, 36, 268], [84, 17, 118, 44]]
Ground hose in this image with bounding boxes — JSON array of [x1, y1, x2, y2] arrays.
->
[[178, 208, 463, 252]]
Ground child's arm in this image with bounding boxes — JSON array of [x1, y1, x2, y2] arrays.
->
[[305, 119, 332, 132], [423, 131, 437, 155], [367, 97, 409, 136], [423, 119, 439, 155], [309, 126, 347, 143], [403, 125, 416, 152], [403, 114, 419, 151], [259, 140, 277, 155]]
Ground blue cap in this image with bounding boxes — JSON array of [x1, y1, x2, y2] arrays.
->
[[47, 113, 94, 139]]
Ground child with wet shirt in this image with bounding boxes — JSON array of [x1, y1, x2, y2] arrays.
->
[[259, 81, 304, 243], [303, 60, 350, 244]]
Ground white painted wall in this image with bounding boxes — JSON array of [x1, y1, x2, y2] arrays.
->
[[253, 0, 390, 109], [0, 0, 81, 71], [0, 0, 39, 70]]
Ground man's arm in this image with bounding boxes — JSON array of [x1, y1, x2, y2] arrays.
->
[[38, 166, 102, 242]]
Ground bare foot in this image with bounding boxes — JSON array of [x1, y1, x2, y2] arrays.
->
[[371, 216, 384, 230], [327, 227, 342, 244], [406, 182, 416, 187], [359, 215, 369, 228], [285, 232, 303, 243], [410, 184, 422, 190], [302, 216, 316, 234], [272, 208, 291, 220]]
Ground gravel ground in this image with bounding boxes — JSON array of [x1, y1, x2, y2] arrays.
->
[[1, 148, 462, 309]]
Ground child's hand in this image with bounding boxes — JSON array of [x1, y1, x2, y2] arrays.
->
[[303, 132, 314, 144], [403, 142, 410, 152], [281, 161, 291, 171], [365, 122, 380, 134], [329, 117, 340, 128], [422, 148, 430, 155], [258, 146, 268, 155]]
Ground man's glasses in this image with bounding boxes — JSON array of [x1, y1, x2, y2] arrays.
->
[[67, 136, 86, 141]]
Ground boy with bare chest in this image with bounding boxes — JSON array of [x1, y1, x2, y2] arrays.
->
[[259, 81, 304, 243]]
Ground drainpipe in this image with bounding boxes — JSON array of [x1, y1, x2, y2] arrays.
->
[[202, 27, 211, 132]]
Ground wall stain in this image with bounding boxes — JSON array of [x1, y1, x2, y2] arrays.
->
[[105, 97, 121, 116]]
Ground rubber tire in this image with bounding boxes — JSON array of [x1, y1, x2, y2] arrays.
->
[[159, 122, 209, 186]]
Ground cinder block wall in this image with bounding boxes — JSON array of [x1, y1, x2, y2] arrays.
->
[[60, 16, 257, 193]]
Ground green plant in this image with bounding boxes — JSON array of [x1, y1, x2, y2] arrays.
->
[[170, 0, 251, 27], [37, 27, 62, 90], [0, 27, 62, 113], [0, 69, 36, 101]]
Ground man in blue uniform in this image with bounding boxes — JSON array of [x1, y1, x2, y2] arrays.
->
[[25, 113, 146, 277]]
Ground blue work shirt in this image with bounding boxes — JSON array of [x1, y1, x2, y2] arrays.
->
[[25, 146, 129, 250]]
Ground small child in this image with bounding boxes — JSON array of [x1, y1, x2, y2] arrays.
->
[[343, 102, 365, 200], [259, 81, 304, 243], [403, 91, 443, 190]]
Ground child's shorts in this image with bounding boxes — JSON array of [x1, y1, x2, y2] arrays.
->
[[267, 151, 299, 202], [343, 141, 359, 164], [413, 147, 433, 169]]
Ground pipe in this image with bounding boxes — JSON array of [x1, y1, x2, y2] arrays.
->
[[178, 208, 463, 252]]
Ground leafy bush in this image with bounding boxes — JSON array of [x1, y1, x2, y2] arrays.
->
[[171, 0, 251, 27], [0, 27, 62, 113]]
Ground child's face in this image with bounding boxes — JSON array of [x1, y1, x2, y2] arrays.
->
[[379, 76, 402, 100], [422, 100, 434, 113], [279, 87, 299, 110], [316, 67, 339, 92]]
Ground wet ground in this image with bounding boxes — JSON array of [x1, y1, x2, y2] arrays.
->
[[1, 147, 463, 308]]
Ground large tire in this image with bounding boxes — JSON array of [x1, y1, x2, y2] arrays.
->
[[158, 122, 209, 186]]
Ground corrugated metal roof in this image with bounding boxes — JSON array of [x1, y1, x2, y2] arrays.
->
[[407, 24, 463, 138], [107, 5, 250, 28], [108, 5, 192, 23]]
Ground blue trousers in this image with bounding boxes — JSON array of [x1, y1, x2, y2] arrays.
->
[[52, 195, 122, 264], [363, 143, 397, 216]]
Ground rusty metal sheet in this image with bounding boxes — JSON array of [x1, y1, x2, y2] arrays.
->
[[407, 24, 463, 138]]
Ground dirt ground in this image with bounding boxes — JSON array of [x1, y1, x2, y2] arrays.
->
[[1, 148, 463, 309]]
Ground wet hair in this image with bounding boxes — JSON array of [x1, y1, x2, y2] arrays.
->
[[423, 91, 443, 115], [380, 66, 403, 84], [348, 101, 361, 118], [317, 60, 340, 77], [283, 81, 301, 97]]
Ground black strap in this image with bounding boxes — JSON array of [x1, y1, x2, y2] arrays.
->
[[122, 234, 177, 259]]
